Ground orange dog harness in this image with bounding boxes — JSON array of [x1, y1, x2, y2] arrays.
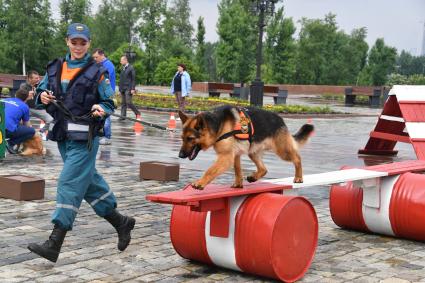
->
[[216, 108, 254, 143]]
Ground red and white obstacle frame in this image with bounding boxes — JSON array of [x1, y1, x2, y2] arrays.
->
[[146, 85, 425, 282]]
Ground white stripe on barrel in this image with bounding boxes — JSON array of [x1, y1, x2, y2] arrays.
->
[[204, 196, 247, 271], [361, 175, 399, 236]]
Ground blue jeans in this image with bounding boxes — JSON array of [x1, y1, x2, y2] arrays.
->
[[6, 125, 35, 146], [104, 116, 111, 139]]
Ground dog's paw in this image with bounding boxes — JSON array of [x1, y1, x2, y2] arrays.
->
[[231, 183, 243, 189], [191, 182, 204, 190], [247, 176, 257, 183], [293, 177, 303, 183]]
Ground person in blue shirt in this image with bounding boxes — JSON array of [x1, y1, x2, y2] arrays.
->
[[170, 63, 191, 114], [27, 23, 135, 263], [93, 48, 115, 145], [3, 88, 35, 153]]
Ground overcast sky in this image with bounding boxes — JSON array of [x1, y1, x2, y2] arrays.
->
[[51, 0, 425, 55]]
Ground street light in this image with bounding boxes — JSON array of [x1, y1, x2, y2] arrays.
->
[[125, 46, 136, 64], [250, 0, 280, 107], [125, 36, 137, 64]]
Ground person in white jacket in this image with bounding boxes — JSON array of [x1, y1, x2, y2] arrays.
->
[[170, 63, 191, 113]]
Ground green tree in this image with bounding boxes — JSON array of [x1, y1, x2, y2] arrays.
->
[[154, 57, 203, 86], [91, 0, 126, 54], [168, 0, 194, 48], [204, 42, 218, 81], [294, 14, 369, 85], [195, 16, 207, 75], [111, 0, 143, 45], [263, 7, 296, 84], [161, 0, 194, 59], [295, 14, 338, 84], [345, 28, 369, 84], [1, 0, 56, 74], [54, 0, 92, 56], [367, 38, 397, 85], [60, 0, 91, 24], [138, 0, 167, 85], [397, 51, 425, 76], [0, 0, 15, 73], [216, 0, 256, 83], [109, 43, 146, 84]]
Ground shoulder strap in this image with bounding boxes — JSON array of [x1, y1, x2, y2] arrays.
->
[[46, 58, 64, 97], [215, 107, 254, 143], [216, 130, 244, 143]]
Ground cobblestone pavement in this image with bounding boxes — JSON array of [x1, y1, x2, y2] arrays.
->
[[1, 105, 424, 283]]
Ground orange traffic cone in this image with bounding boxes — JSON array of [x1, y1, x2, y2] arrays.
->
[[167, 112, 176, 131], [133, 114, 144, 135]]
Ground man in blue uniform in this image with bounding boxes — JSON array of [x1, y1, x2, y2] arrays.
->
[[3, 88, 35, 153], [93, 48, 115, 145], [27, 23, 135, 263]]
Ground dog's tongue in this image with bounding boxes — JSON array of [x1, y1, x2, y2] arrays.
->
[[190, 147, 197, 159]]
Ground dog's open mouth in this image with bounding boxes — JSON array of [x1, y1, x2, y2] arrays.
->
[[188, 145, 201, 160]]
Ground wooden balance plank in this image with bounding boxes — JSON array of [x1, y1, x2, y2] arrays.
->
[[263, 169, 388, 188], [265, 160, 425, 188], [146, 160, 425, 209], [364, 159, 425, 176], [146, 182, 288, 209]]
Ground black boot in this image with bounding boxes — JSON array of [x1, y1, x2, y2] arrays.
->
[[27, 225, 67, 263], [104, 209, 135, 251]]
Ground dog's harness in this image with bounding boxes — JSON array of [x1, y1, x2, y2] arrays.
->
[[216, 108, 254, 143]]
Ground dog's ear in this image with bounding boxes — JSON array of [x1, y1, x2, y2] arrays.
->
[[178, 110, 189, 124], [196, 115, 206, 131]]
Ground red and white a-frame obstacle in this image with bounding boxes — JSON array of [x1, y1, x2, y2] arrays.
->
[[146, 85, 425, 283], [359, 85, 425, 159]]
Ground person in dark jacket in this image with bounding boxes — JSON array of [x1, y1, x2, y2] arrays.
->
[[27, 23, 135, 263], [19, 70, 53, 134], [119, 55, 140, 120]]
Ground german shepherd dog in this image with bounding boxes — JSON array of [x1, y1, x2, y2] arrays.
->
[[178, 105, 314, 190]]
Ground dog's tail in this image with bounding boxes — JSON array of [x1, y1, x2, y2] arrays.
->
[[293, 124, 314, 146]]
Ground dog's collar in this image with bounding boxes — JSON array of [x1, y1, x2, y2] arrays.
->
[[216, 108, 254, 143]]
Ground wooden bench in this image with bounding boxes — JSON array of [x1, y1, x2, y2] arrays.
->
[[345, 86, 382, 107], [263, 85, 288, 105], [207, 82, 288, 105], [0, 73, 26, 98], [208, 82, 236, 97]]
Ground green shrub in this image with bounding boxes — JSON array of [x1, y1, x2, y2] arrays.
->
[[387, 73, 425, 86], [116, 93, 336, 114], [1, 88, 10, 95], [153, 57, 205, 86]]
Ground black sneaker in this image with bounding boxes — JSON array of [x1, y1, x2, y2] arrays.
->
[[6, 142, 21, 154]]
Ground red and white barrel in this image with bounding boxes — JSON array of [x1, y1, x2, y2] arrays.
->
[[170, 193, 318, 282], [330, 172, 425, 241]]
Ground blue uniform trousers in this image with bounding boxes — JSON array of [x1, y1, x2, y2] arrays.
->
[[52, 137, 117, 230], [103, 116, 111, 139]]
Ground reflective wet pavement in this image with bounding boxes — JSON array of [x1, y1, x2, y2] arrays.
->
[[0, 99, 424, 282]]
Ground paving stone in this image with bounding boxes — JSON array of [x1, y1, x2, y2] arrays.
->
[[380, 278, 411, 283], [0, 108, 423, 282]]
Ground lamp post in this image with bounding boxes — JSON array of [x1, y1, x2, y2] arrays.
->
[[126, 36, 137, 64], [250, 0, 280, 107]]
